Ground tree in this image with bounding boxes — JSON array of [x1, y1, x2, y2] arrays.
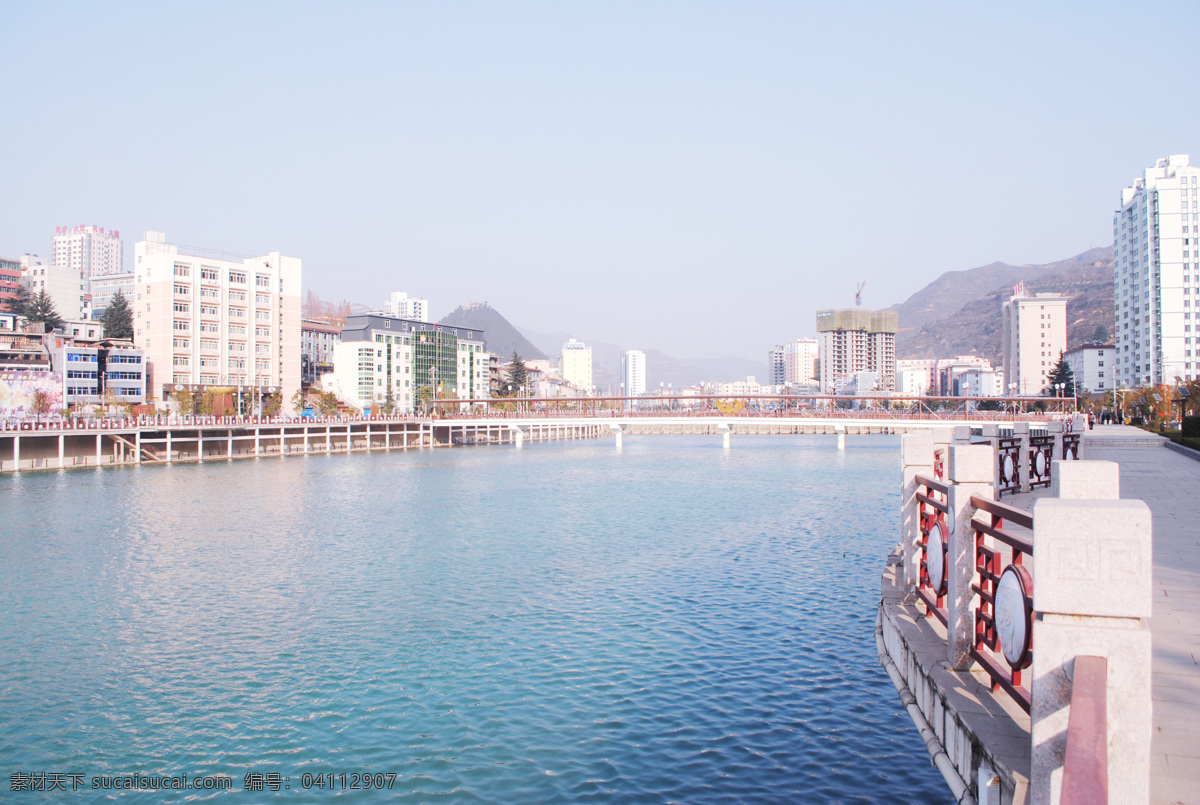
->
[[1046, 352, 1076, 398], [508, 350, 528, 392], [291, 389, 308, 415], [30, 388, 56, 424], [316, 390, 341, 415], [381, 384, 396, 414], [1093, 323, 1110, 343], [170, 387, 196, 415], [8, 283, 31, 318], [25, 288, 63, 331], [101, 290, 133, 340], [263, 390, 282, 416]]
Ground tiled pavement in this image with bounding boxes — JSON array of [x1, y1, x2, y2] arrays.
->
[[1009, 425, 1200, 805]]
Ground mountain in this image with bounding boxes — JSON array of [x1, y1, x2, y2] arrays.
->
[[438, 303, 547, 361], [893, 247, 1114, 364], [519, 328, 765, 390]]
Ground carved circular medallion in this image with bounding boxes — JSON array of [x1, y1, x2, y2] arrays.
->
[[1034, 450, 1046, 477], [995, 565, 1033, 669], [927, 519, 948, 597], [1003, 454, 1015, 483]]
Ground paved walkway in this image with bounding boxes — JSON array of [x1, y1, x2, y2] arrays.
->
[[1011, 424, 1200, 805]]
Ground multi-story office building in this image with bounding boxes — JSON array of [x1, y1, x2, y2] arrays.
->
[[20, 255, 89, 321], [936, 355, 996, 396], [0, 258, 22, 314], [560, 338, 593, 393], [384, 291, 430, 323], [90, 273, 135, 314], [323, 314, 488, 413], [52, 225, 124, 278], [1001, 283, 1067, 396], [816, 308, 898, 394], [301, 319, 341, 387], [622, 349, 646, 398], [132, 231, 301, 403], [1064, 342, 1114, 393], [56, 340, 145, 408], [1113, 154, 1200, 386]]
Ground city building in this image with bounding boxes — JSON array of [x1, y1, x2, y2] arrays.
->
[[0, 258, 22, 314], [816, 308, 898, 394], [62, 320, 104, 342], [957, 368, 1002, 398], [622, 349, 646, 398], [936, 355, 997, 396], [1064, 342, 1115, 393], [301, 319, 341, 387], [323, 314, 487, 413], [89, 273, 135, 314], [384, 291, 429, 323], [768, 346, 786, 385], [20, 255, 90, 321], [57, 339, 145, 409], [1001, 282, 1067, 396], [783, 338, 819, 385], [51, 225, 124, 278], [1113, 154, 1200, 386], [896, 358, 937, 396], [560, 338, 593, 393], [132, 231, 301, 404]]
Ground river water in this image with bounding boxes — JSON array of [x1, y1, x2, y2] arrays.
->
[[0, 435, 948, 802]]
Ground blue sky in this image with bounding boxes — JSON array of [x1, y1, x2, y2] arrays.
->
[[2, 2, 1197, 361]]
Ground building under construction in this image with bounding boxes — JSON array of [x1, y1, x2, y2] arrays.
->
[[815, 308, 899, 394]]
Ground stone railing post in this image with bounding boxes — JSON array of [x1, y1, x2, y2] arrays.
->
[[1013, 422, 1031, 492], [1030, 482, 1151, 805], [953, 424, 972, 445], [946, 444, 994, 669], [900, 430, 935, 595], [1049, 420, 1064, 464]]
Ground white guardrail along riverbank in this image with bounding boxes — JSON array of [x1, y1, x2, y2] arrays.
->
[[881, 420, 1152, 805]]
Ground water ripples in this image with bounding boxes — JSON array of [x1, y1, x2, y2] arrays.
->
[[0, 437, 949, 803]]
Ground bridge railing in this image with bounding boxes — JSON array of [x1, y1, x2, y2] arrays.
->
[[896, 436, 1150, 804]]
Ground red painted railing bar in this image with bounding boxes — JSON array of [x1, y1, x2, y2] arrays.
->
[[1061, 655, 1108, 805], [913, 474, 950, 496], [969, 495, 1035, 530]]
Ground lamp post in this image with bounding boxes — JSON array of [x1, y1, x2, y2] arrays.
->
[[1008, 382, 1018, 416]]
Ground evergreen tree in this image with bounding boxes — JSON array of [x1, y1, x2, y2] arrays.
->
[[381, 384, 396, 414], [508, 350, 528, 393], [8, 283, 32, 318], [24, 288, 63, 331], [1046, 352, 1075, 397], [102, 290, 133, 340]]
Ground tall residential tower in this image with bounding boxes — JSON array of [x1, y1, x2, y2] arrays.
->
[[815, 309, 897, 394], [1113, 154, 1199, 387], [1001, 283, 1067, 396]]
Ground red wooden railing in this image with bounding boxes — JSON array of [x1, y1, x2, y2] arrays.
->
[[970, 495, 1035, 714]]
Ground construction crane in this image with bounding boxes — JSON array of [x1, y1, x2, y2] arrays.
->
[[855, 280, 866, 307]]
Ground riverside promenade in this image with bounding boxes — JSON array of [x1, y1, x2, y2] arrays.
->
[[1038, 425, 1200, 805], [882, 424, 1200, 805]]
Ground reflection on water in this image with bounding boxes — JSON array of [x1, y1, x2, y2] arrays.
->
[[0, 436, 949, 803]]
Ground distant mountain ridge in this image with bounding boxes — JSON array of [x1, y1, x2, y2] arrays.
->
[[891, 247, 1114, 364], [438, 303, 547, 361]]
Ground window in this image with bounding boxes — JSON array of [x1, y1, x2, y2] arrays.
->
[[228, 341, 246, 353], [255, 309, 270, 321], [173, 355, 189, 366], [229, 271, 246, 284], [200, 304, 219, 316], [173, 337, 189, 349], [174, 264, 191, 277], [256, 293, 270, 306], [256, 274, 270, 288], [174, 301, 190, 313], [230, 307, 246, 319], [173, 320, 189, 331], [229, 324, 246, 335], [255, 327, 270, 337], [229, 290, 246, 302], [201, 287, 219, 299], [201, 339, 218, 351], [200, 267, 219, 282], [200, 322, 219, 333]]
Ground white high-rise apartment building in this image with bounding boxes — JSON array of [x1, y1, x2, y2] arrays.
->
[[622, 349, 646, 397], [384, 291, 429, 323], [52, 225, 124, 278], [1113, 154, 1200, 387], [815, 309, 898, 394], [1064, 343, 1114, 393], [783, 338, 819, 385], [133, 232, 301, 403], [1001, 282, 1067, 396], [560, 338, 593, 393]]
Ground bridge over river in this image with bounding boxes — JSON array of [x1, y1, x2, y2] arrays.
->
[[0, 408, 1069, 472]]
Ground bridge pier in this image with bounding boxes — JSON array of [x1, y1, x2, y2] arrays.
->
[[835, 424, 845, 451], [718, 422, 731, 449], [609, 423, 625, 449]]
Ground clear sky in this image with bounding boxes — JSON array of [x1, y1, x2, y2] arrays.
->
[[2, 1, 1197, 361]]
